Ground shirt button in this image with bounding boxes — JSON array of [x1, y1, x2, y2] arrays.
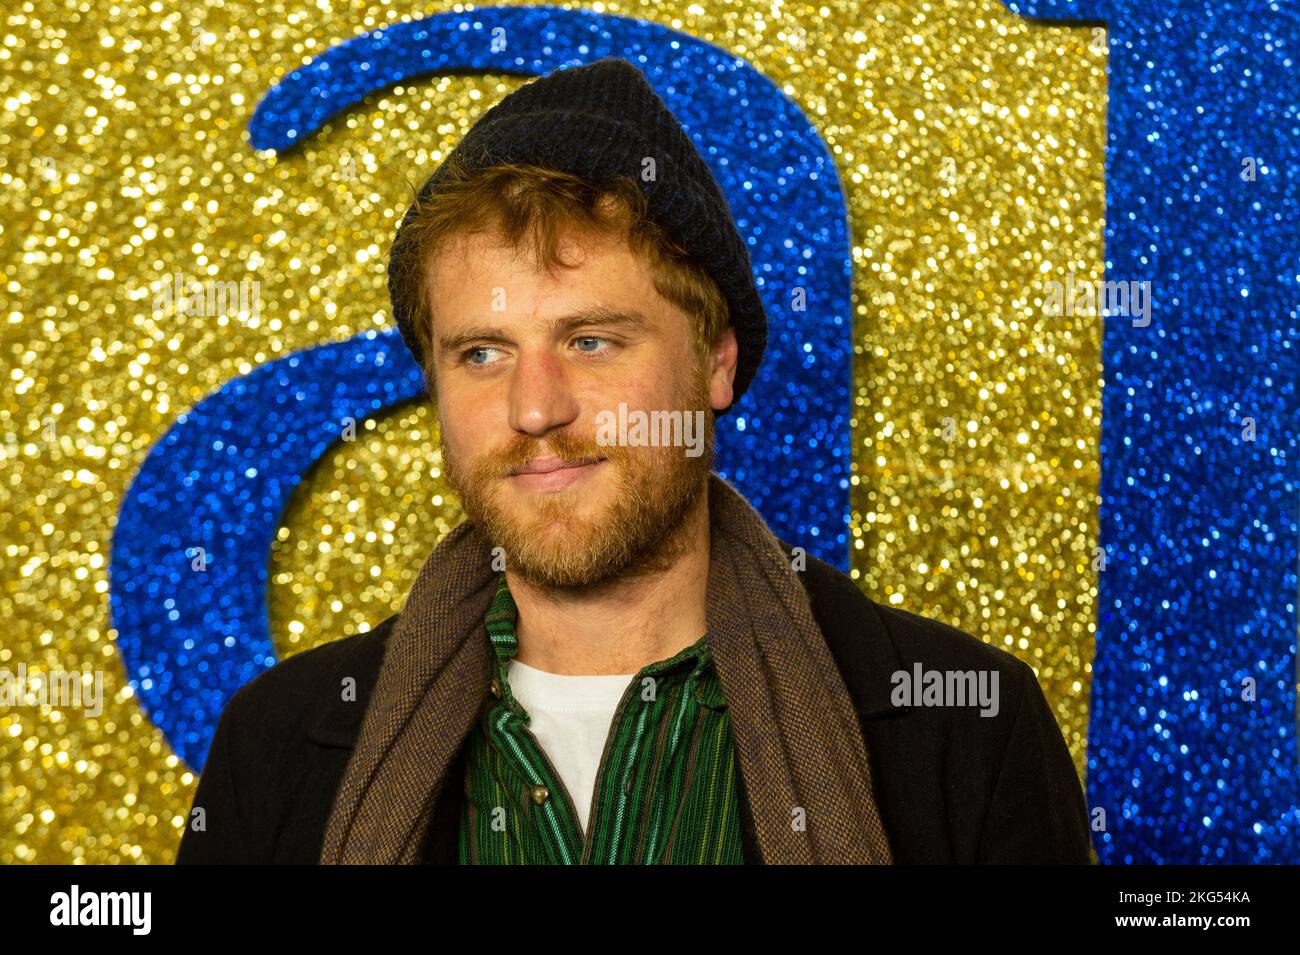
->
[[490, 678, 502, 699], [529, 784, 549, 805]]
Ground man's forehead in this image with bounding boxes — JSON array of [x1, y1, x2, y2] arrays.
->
[[429, 221, 633, 282], [426, 228, 668, 338]]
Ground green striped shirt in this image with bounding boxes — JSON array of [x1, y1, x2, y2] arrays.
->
[[458, 572, 744, 864]]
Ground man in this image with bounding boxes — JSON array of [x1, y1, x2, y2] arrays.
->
[[177, 57, 1092, 864]]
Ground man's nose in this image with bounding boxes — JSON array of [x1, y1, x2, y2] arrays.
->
[[506, 346, 581, 435]]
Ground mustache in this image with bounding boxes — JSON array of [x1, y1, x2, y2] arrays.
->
[[479, 433, 622, 481]]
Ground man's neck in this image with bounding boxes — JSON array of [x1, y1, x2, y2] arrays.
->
[[505, 497, 711, 676]]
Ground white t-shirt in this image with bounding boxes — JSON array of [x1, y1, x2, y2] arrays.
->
[[506, 659, 636, 836]]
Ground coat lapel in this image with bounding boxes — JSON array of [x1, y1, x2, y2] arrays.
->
[[790, 548, 913, 722]]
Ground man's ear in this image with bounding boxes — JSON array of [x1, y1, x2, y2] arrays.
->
[[708, 326, 739, 413]]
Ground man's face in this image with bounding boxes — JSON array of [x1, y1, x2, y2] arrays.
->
[[426, 221, 737, 590]]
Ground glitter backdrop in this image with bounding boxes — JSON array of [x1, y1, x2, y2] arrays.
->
[[1005, 0, 1300, 863], [2, 0, 1292, 865]]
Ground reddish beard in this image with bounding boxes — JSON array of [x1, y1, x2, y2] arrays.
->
[[441, 366, 715, 590]]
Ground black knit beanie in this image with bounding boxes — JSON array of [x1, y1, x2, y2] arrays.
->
[[387, 57, 768, 415]]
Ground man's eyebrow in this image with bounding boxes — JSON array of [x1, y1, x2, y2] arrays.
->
[[435, 306, 652, 355]]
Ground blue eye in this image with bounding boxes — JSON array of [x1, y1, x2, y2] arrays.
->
[[574, 336, 610, 353], [463, 346, 500, 365]]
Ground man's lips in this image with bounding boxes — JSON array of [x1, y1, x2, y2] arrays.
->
[[506, 456, 607, 493], [508, 456, 606, 476]]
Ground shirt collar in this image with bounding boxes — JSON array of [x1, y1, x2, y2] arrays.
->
[[483, 573, 724, 711]]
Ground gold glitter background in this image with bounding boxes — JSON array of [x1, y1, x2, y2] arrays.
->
[[0, 1, 1105, 862]]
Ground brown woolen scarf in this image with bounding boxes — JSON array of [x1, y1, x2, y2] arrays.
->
[[320, 471, 893, 864]]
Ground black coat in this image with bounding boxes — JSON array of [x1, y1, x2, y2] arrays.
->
[[175, 549, 1094, 864]]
